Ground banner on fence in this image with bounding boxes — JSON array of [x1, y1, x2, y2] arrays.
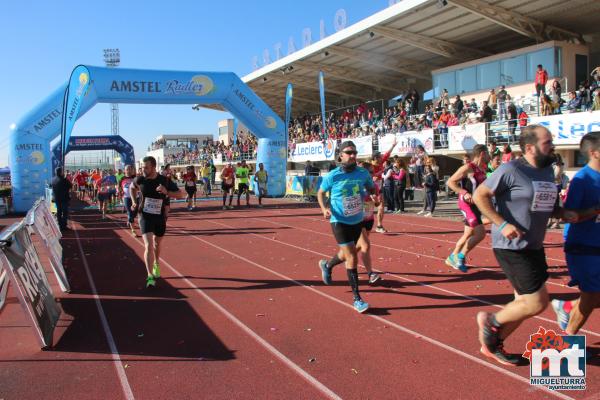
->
[[289, 140, 337, 162], [285, 175, 322, 196], [448, 123, 487, 151], [353, 135, 373, 157], [0, 222, 60, 347], [0, 267, 8, 313], [378, 129, 434, 156], [28, 201, 69, 292], [530, 111, 600, 145]]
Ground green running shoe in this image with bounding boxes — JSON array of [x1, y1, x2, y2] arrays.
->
[[146, 275, 156, 288], [152, 262, 161, 278]]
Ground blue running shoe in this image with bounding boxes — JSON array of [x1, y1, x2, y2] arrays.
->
[[353, 299, 369, 313], [456, 254, 468, 273], [318, 259, 332, 285], [551, 299, 570, 331]]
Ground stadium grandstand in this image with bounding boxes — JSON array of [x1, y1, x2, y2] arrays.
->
[[175, 0, 600, 181]]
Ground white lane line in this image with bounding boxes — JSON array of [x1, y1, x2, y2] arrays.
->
[[269, 211, 575, 291], [235, 217, 600, 339], [72, 226, 135, 400], [116, 222, 341, 400], [165, 218, 573, 400]]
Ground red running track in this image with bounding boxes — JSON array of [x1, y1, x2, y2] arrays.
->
[[0, 199, 598, 399]]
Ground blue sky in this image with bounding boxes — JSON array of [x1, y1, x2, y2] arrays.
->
[[0, 0, 394, 167]]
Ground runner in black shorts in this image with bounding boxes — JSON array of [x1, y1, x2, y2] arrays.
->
[[182, 166, 198, 211], [473, 125, 577, 366], [130, 156, 184, 288], [316, 141, 377, 313], [220, 162, 235, 210]]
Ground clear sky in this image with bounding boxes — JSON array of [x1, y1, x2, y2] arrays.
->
[[0, 0, 394, 167]]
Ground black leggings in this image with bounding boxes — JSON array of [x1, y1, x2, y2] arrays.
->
[[383, 185, 395, 212], [425, 191, 437, 213], [394, 185, 405, 211]]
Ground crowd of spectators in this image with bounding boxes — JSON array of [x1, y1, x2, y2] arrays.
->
[[162, 136, 258, 165]]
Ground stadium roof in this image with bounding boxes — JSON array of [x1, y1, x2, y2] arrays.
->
[[201, 0, 600, 117]]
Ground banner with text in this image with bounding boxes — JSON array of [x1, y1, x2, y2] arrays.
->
[[530, 111, 600, 145], [289, 139, 337, 162], [354, 135, 373, 157], [448, 123, 487, 151], [0, 223, 60, 347], [28, 201, 69, 292], [378, 129, 434, 156], [285, 175, 323, 196]]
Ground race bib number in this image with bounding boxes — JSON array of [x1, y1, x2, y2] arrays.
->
[[530, 181, 557, 212], [143, 197, 163, 215], [186, 180, 195, 187], [342, 194, 362, 217], [225, 177, 233, 185]]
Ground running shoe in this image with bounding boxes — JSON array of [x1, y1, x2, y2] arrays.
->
[[223, 206, 227, 210], [416, 210, 425, 215], [479, 339, 520, 366], [446, 253, 468, 273], [227, 205, 234, 210], [353, 299, 369, 313], [456, 254, 468, 273], [318, 259, 332, 285], [130, 229, 136, 237], [551, 299, 571, 331], [375, 226, 387, 234], [188, 206, 193, 211], [368, 272, 381, 284], [152, 262, 161, 278], [424, 212, 432, 217], [146, 275, 156, 288]]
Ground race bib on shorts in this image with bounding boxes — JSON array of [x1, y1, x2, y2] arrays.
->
[[186, 181, 195, 187], [342, 194, 362, 217], [143, 197, 163, 215], [225, 177, 233, 185], [530, 181, 557, 212]]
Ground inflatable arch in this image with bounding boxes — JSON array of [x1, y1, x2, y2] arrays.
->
[[9, 65, 287, 212], [51, 135, 136, 174]]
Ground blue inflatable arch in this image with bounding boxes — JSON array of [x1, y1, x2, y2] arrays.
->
[[51, 135, 136, 174], [9, 65, 287, 212]]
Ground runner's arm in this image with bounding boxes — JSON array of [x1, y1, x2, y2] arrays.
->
[[382, 136, 398, 162], [317, 189, 331, 219], [560, 206, 600, 223], [130, 182, 140, 207], [165, 179, 186, 199], [473, 184, 522, 240], [447, 164, 471, 196]]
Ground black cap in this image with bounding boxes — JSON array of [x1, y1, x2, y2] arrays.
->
[[339, 140, 356, 151]]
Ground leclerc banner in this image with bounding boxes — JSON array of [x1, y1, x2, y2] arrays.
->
[[0, 222, 60, 348], [289, 139, 337, 162], [530, 110, 600, 145], [353, 135, 373, 157], [448, 123, 487, 151], [378, 129, 434, 156]]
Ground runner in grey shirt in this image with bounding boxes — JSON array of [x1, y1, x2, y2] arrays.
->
[[472, 124, 577, 366]]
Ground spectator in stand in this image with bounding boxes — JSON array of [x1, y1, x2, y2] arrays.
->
[[454, 95, 464, 115], [518, 108, 529, 128], [579, 83, 592, 111], [507, 102, 518, 140], [467, 98, 478, 113], [481, 101, 493, 123], [414, 145, 427, 188], [497, 85, 508, 120], [487, 89, 497, 112], [535, 64, 548, 96], [382, 160, 395, 213], [540, 94, 553, 116], [567, 91, 582, 113], [592, 88, 600, 111], [501, 144, 514, 163], [550, 79, 563, 114], [409, 89, 420, 115], [447, 111, 460, 127], [439, 89, 450, 109]]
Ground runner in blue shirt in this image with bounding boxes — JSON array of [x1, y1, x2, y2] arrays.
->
[[317, 141, 377, 313], [552, 132, 600, 334]]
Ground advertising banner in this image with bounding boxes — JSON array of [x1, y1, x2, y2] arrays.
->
[[378, 129, 434, 156], [530, 111, 600, 145], [285, 175, 322, 196], [0, 223, 60, 347], [448, 123, 487, 151], [289, 139, 337, 162], [353, 135, 373, 157]]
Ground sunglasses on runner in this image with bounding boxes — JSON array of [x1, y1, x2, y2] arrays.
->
[[342, 150, 357, 155]]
